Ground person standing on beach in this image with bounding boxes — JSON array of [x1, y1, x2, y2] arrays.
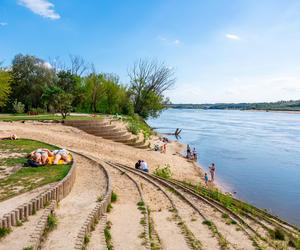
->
[[209, 163, 216, 181], [187, 144, 191, 159], [192, 148, 197, 160], [204, 173, 209, 186]]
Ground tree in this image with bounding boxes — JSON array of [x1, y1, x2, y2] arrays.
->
[[128, 59, 175, 118], [10, 54, 56, 111], [53, 92, 73, 119], [0, 69, 11, 108], [69, 55, 89, 76]]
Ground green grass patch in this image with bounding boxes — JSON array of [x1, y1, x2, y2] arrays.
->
[[0, 114, 104, 122], [0, 139, 71, 201], [46, 213, 58, 232], [111, 191, 118, 203], [0, 227, 11, 238], [104, 221, 113, 249], [124, 115, 152, 139], [153, 164, 172, 179], [269, 228, 285, 241]]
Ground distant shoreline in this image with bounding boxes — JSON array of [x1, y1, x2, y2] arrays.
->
[[168, 107, 300, 114]]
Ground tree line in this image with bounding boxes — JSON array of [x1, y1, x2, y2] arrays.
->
[[0, 54, 175, 118]]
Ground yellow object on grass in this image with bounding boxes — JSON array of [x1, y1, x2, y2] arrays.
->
[[47, 154, 72, 165]]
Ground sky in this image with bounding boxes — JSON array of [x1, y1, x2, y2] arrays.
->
[[1, 0, 300, 103]]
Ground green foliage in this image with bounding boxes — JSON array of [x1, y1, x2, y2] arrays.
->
[[127, 122, 139, 135], [125, 114, 152, 139], [269, 228, 285, 241], [295, 236, 300, 249], [53, 92, 73, 119], [107, 203, 113, 213], [46, 213, 58, 232], [104, 221, 113, 249], [10, 54, 56, 111], [202, 220, 212, 227], [153, 164, 172, 179], [12, 99, 25, 114], [23, 247, 33, 250], [0, 227, 11, 238], [111, 191, 118, 203], [0, 69, 11, 108], [84, 234, 90, 244]]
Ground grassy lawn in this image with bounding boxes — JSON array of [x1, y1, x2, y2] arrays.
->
[[0, 139, 72, 201], [0, 113, 104, 122]]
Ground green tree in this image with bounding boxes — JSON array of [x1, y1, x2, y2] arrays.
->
[[128, 59, 175, 118], [10, 54, 56, 111], [53, 92, 73, 119], [0, 70, 11, 108]]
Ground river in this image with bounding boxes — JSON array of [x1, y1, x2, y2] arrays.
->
[[147, 109, 300, 226]]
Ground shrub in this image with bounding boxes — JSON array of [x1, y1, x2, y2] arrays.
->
[[0, 227, 11, 238], [12, 99, 25, 114], [111, 191, 118, 203], [46, 213, 58, 232], [127, 123, 139, 135], [202, 220, 212, 227], [269, 228, 285, 241], [153, 165, 172, 179]]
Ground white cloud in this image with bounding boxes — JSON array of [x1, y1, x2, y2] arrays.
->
[[226, 34, 241, 41], [0, 22, 8, 26], [18, 0, 60, 20], [43, 61, 52, 69], [158, 36, 182, 46]]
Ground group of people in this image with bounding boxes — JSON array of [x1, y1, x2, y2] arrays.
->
[[135, 160, 149, 173], [154, 136, 169, 154], [27, 148, 71, 166], [204, 163, 216, 186], [186, 144, 197, 160]]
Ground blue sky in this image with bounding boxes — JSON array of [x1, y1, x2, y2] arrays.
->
[[1, 0, 300, 103]]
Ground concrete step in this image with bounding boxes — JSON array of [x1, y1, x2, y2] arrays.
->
[[82, 127, 120, 135], [63, 120, 109, 126], [91, 130, 127, 138]]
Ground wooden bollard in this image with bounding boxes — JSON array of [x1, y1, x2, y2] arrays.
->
[[10, 212, 16, 226], [18, 207, 24, 221], [23, 204, 28, 219], [4, 214, 11, 228], [28, 203, 32, 215]]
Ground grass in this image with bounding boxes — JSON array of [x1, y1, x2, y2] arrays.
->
[[124, 115, 152, 139], [22, 247, 33, 250], [0, 139, 72, 201], [111, 191, 118, 203], [104, 221, 113, 250], [107, 203, 113, 213], [46, 213, 58, 232], [0, 227, 11, 238], [269, 228, 285, 241], [0, 113, 104, 122], [153, 164, 173, 179]]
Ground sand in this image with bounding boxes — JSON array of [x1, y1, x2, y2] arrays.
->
[[41, 154, 106, 250]]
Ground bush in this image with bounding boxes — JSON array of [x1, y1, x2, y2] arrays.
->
[[111, 191, 118, 203], [12, 99, 25, 114], [269, 228, 285, 241], [47, 213, 58, 232], [153, 164, 172, 179], [127, 122, 139, 135], [0, 227, 11, 238]]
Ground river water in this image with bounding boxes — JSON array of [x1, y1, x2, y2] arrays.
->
[[148, 109, 300, 226]]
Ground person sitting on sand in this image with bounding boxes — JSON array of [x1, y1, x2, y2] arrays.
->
[[28, 148, 52, 165], [204, 173, 209, 186], [140, 160, 149, 173], [135, 160, 141, 170], [52, 149, 71, 165], [209, 163, 216, 181], [1, 134, 18, 140]]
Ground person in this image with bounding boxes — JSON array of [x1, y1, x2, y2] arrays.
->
[[28, 148, 52, 165], [162, 143, 167, 154], [154, 144, 160, 151], [187, 144, 191, 159], [52, 149, 71, 165], [135, 160, 141, 170], [192, 148, 197, 160], [1, 134, 18, 140], [140, 160, 149, 173], [204, 173, 209, 186], [209, 163, 216, 181]]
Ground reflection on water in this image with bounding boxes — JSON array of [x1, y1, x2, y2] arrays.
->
[[148, 109, 300, 226]]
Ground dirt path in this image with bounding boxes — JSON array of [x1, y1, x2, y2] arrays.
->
[[125, 172, 190, 250], [0, 183, 53, 218], [41, 155, 106, 250], [0, 209, 44, 250], [102, 164, 146, 250]]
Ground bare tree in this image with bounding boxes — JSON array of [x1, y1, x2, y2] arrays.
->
[[128, 59, 175, 117], [48, 56, 66, 73], [69, 55, 89, 76]]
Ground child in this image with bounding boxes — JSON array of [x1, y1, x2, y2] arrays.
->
[[204, 173, 209, 186]]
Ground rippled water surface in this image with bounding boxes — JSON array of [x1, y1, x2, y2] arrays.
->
[[148, 109, 300, 226]]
